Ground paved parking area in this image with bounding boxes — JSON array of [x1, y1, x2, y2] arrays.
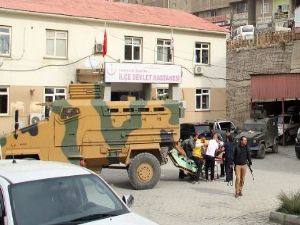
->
[[101, 146, 300, 225]]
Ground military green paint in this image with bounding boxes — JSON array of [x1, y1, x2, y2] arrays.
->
[[53, 100, 81, 162], [163, 100, 180, 125], [91, 99, 147, 164], [0, 136, 6, 147]]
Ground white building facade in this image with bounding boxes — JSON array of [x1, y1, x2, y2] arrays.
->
[[0, 0, 227, 134]]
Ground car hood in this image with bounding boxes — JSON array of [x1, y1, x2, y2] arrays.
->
[[83, 212, 158, 225], [236, 131, 263, 139]]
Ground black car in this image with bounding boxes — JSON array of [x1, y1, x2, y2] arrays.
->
[[235, 117, 279, 159], [295, 128, 300, 160], [180, 123, 213, 141]]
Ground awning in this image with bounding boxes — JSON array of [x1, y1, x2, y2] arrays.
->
[[251, 73, 300, 100]]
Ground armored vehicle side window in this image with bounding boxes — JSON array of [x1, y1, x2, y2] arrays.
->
[[108, 108, 119, 113], [153, 107, 165, 112], [60, 107, 80, 120], [138, 108, 149, 112], [123, 108, 134, 113]]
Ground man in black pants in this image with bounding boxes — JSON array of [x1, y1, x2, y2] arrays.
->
[[224, 132, 234, 183], [233, 136, 252, 198], [205, 133, 219, 181]]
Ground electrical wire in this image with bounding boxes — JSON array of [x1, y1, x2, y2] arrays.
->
[[0, 53, 95, 72], [0, 12, 283, 79]]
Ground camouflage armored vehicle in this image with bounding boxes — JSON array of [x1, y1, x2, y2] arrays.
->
[[0, 85, 183, 190], [235, 117, 279, 159]]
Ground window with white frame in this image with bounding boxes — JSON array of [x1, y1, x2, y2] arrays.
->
[[44, 87, 66, 118], [156, 39, 172, 63], [156, 88, 169, 100], [46, 30, 68, 58], [261, 0, 270, 14], [195, 42, 210, 65], [124, 37, 142, 61], [0, 26, 11, 56], [0, 87, 9, 115], [195, 89, 210, 110]]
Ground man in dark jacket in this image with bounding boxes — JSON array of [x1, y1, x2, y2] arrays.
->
[[224, 132, 234, 183], [233, 136, 252, 198], [179, 134, 196, 179]]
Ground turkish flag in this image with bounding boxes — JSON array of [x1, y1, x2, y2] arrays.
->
[[102, 30, 107, 57]]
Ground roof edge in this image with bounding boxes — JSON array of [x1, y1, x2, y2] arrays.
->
[[0, 7, 228, 35]]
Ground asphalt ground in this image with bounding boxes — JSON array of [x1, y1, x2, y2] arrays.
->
[[101, 145, 300, 225]]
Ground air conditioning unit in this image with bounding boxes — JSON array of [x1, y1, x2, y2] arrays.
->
[[29, 113, 44, 125], [94, 43, 103, 54], [194, 65, 203, 75]]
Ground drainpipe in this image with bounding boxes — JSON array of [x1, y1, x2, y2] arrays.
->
[[262, 0, 265, 22]]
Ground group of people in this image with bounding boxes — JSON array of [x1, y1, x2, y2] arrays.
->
[[178, 132, 252, 198]]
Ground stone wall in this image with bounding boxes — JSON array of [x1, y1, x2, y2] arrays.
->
[[226, 43, 294, 126]]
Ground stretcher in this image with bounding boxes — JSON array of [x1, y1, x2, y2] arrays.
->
[[168, 147, 223, 179]]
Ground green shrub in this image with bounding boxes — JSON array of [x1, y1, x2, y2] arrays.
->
[[277, 191, 300, 215]]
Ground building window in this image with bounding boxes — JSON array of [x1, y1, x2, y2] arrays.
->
[[195, 43, 210, 65], [261, 0, 270, 14], [210, 10, 217, 17], [236, 2, 248, 13], [195, 89, 210, 110], [124, 37, 142, 61], [156, 88, 169, 100], [156, 39, 172, 63], [0, 87, 9, 116], [46, 30, 68, 58], [0, 26, 11, 56], [44, 87, 66, 118]]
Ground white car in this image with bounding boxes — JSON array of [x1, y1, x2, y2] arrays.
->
[[0, 160, 158, 225]]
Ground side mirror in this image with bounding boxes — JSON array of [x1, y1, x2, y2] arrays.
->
[[122, 194, 134, 208]]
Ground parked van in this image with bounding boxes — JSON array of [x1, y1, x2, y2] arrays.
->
[[233, 25, 255, 40]]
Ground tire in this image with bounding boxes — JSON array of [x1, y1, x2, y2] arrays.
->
[[272, 138, 279, 153], [128, 153, 161, 190], [296, 150, 300, 160], [257, 144, 266, 159]]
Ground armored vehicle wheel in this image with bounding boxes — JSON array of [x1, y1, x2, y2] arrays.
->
[[257, 144, 266, 159], [128, 153, 161, 190], [272, 143, 279, 153]]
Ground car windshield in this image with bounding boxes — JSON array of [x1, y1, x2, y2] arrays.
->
[[242, 26, 254, 32], [219, 122, 234, 131], [9, 174, 128, 225], [195, 125, 210, 134], [277, 115, 291, 124], [243, 122, 265, 131]]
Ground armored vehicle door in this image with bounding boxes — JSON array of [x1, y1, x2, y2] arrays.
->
[[53, 107, 82, 161]]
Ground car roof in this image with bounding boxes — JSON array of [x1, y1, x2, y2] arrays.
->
[[180, 122, 210, 126], [0, 160, 91, 184]]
